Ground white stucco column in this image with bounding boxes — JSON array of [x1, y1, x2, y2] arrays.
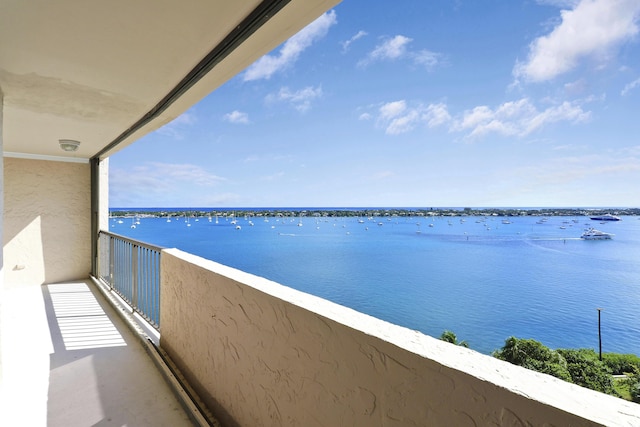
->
[[99, 157, 109, 231], [0, 87, 5, 389]]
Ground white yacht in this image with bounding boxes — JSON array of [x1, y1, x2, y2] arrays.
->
[[581, 228, 613, 240]]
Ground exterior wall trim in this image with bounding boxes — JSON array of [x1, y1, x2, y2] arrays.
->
[[3, 151, 89, 164]]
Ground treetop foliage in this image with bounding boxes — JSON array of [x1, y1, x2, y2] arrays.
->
[[492, 337, 639, 398]]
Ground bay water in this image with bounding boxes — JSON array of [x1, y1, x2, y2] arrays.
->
[[111, 212, 640, 355]]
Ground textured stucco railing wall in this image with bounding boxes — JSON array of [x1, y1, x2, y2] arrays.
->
[[160, 248, 640, 427]]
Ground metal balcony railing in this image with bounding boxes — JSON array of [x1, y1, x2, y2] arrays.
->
[[98, 230, 163, 328]]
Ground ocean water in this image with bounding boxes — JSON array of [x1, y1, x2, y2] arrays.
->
[[110, 213, 640, 355]]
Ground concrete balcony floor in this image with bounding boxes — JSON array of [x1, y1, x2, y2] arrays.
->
[[1, 280, 194, 426]]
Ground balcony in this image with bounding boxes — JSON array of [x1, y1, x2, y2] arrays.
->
[[101, 233, 640, 425], [3, 2, 640, 426], [4, 226, 640, 426]]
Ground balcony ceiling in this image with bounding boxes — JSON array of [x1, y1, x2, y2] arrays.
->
[[0, 0, 340, 161]]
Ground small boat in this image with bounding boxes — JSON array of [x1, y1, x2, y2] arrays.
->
[[590, 214, 621, 221], [581, 228, 613, 240]]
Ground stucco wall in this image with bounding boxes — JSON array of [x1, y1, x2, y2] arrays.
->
[[0, 91, 5, 384], [3, 157, 90, 286], [160, 249, 640, 427]]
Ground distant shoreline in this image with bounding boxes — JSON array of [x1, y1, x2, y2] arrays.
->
[[109, 207, 640, 218]]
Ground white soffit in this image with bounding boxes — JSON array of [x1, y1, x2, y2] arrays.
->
[[0, 0, 341, 160]]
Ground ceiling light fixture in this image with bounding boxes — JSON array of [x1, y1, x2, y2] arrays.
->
[[59, 139, 81, 152]]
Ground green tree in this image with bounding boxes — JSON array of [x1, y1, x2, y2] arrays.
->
[[602, 353, 640, 375], [624, 367, 640, 403], [493, 337, 572, 382], [440, 330, 469, 348], [557, 349, 616, 395]]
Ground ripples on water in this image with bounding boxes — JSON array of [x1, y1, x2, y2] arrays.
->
[[114, 214, 640, 355]]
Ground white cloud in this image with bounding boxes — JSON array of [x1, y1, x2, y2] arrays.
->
[[564, 78, 589, 96], [156, 112, 197, 139], [621, 77, 640, 95], [375, 100, 451, 135], [456, 98, 590, 138], [109, 162, 227, 206], [146, 162, 226, 187], [360, 35, 444, 70], [459, 106, 495, 130], [522, 101, 590, 134], [223, 110, 249, 124], [386, 109, 420, 135], [341, 30, 368, 53], [243, 10, 337, 81], [267, 86, 323, 112], [379, 100, 407, 120], [425, 103, 452, 127], [514, 0, 640, 82], [624, 144, 640, 156], [113, 162, 225, 190], [412, 49, 443, 71], [170, 112, 197, 126], [369, 35, 413, 62], [365, 98, 589, 138]]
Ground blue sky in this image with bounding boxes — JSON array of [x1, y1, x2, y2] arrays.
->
[[110, 0, 640, 208]]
